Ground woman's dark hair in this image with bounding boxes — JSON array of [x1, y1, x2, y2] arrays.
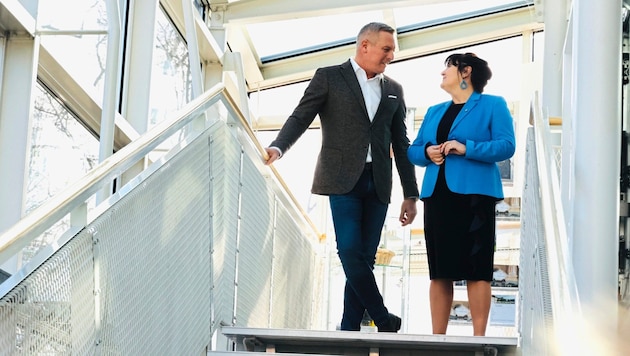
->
[[445, 53, 492, 93]]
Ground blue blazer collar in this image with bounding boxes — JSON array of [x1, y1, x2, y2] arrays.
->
[[428, 92, 483, 135], [450, 91, 482, 131]]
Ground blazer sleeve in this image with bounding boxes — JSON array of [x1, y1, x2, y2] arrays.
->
[[269, 68, 328, 153], [408, 104, 442, 167], [464, 96, 516, 163]]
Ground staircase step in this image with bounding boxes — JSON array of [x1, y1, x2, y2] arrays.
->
[[219, 326, 519, 355], [209, 352, 331, 356]]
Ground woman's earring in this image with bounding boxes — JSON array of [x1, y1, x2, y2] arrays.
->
[[460, 80, 468, 90]]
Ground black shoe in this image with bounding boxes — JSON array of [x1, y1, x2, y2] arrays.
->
[[378, 313, 401, 332]]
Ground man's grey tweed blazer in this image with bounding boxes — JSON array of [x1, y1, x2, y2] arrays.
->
[[270, 59, 419, 204]]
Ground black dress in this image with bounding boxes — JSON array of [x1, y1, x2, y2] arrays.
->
[[423, 102, 496, 281]]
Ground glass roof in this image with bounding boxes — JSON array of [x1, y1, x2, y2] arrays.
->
[[247, 11, 384, 59], [245, 0, 532, 62], [393, 0, 529, 28]]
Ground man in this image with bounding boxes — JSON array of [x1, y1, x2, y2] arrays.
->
[[264, 22, 419, 332]]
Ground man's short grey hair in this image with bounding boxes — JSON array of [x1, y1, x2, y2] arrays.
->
[[356, 22, 395, 43]]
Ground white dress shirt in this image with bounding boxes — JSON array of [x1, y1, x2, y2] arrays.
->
[[350, 57, 383, 163]]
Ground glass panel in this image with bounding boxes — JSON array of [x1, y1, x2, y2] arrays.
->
[[250, 82, 309, 119], [36, 1, 109, 100], [36, 0, 107, 32], [23, 83, 100, 265], [39, 33, 109, 101], [149, 8, 192, 128], [27, 84, 100, 213], [147, 8, 194, 161], [533, 31, 545, 63], [247, 11, 382, 59], [247, 1, 532, 60], [394, 0, 532, 28], [193, 0, 205, 18]]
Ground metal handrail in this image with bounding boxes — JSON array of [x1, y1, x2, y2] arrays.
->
[[218, 88, 322, 240], [0, 83, 225, 264], [0, 82, 321, 267]]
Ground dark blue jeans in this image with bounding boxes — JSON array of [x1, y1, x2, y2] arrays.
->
[[329, 168, 390, 331]]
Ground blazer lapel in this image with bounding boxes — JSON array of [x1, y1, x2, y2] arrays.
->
[[340, 60, 370, 120], [372, 77, 396, 126], [450, 92, 481, 132]]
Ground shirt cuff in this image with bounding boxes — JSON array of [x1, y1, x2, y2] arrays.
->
[[269, 146, 283, 158]]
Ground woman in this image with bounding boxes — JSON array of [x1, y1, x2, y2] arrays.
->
[[407, 53, 515, 336]]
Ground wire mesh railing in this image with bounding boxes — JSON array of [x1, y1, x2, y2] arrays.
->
[[0, 84, 325, 354], [519, 92, 583, 355]]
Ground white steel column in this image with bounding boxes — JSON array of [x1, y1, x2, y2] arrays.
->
[[207, 1, 228, 89], [205, 1, 228, 126], [542, 0, 568, 118], [97, 0, 123, 203], [119, 0, 159, 186], [561, 14, 576, 241], [121, 0, 157, 129], [571, 0, 621, 342], [0, 34, 38, 273], [542, 0, 570, 223], [182, 0, 204, 97]]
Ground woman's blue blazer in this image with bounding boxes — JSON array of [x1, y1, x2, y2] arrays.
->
[[407, 92, 516, 200]]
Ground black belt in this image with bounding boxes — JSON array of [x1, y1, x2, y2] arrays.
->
[[364, 162, 373, 170]]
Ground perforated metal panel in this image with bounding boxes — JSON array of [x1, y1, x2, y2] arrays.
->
[[210, 125, 241, 331], [0, 233, 95, 355], [94, 132, 212, 355], [270, 201, 321, 329], [519, 128, 554, 355], [1, 116, 326, 354], [235, 153, 275, 328]]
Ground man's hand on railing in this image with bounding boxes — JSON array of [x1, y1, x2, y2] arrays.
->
[[263, 147, 281, 165]]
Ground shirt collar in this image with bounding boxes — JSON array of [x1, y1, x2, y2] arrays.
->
[[350, 57, 384, 82]]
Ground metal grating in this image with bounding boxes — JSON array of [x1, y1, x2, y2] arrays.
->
[[519, 127, 554, 355], [270, 201, 321, 330], [95, 133, 212, 355], [0, 233, 95, 355], [1, 111, 326, 354], [235, 151, 275, 328], [211, 125, 241, 332]]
